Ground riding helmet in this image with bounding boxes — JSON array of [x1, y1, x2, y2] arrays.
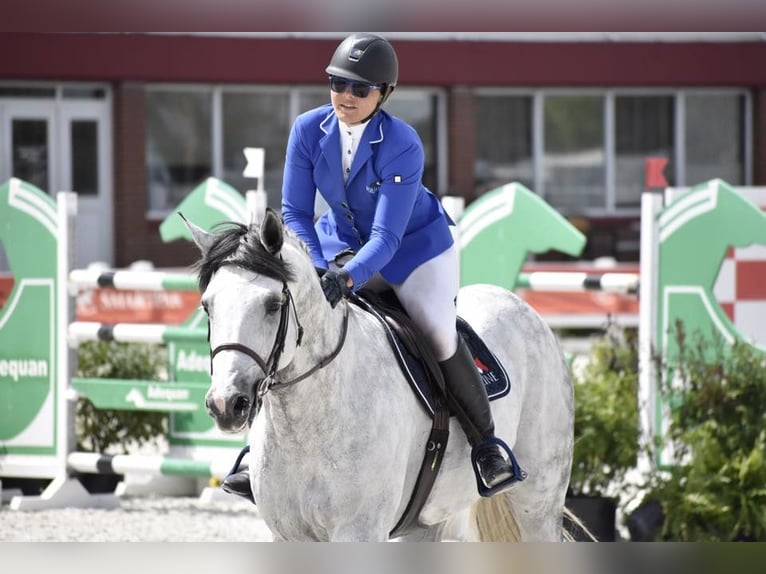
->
[[326, 33, 398, 105]]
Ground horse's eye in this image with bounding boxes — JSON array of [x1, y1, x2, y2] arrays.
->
[[264, 295, 282, 315]]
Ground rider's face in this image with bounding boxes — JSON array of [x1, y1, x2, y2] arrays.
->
[[330, 83, 382, 126]]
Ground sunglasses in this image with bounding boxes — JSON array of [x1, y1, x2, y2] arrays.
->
[[328, 76, 382, 98]]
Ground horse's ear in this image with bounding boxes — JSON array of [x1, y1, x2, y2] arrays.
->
[[259, 207, 283, 255], [178, 212, 217, 256]]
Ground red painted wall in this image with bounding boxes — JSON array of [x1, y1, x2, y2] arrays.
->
[[2, 33, 766, 87]]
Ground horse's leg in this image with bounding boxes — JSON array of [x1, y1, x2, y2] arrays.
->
[[482, 329, 572, 540], [441, 508, 481, 542], [391, 522, 448, 542], [499, 408, 572, 539], [501, 386, 573, 540], [328, 520, 390, 542]]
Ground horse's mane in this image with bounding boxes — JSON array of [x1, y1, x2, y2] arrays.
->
[[195, 222, 296, 291]]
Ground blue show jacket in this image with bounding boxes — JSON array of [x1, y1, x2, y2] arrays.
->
[[281, 104, 454, 288]]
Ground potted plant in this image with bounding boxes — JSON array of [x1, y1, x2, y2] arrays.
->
[[566, 327, 640, 541], [636, 323, 766, 541], [74, 341, 167, 492]]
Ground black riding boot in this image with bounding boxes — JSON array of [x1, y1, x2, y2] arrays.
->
[[221, 445, 255, 504], [440, 338, 514, 490], [221, 464, 254, 503]]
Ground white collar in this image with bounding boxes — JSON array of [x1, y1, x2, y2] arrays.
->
[[339, 120, 370, 182], [339, 119, 370, 139]]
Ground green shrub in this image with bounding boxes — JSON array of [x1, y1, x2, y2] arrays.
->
[[76, 341, 167, 454], [646, 324, 766, 541], [569, 328, 640, 497]]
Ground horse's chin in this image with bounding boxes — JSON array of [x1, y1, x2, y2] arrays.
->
[[211, 412, 248, 434], [225, 420, 250, 434]]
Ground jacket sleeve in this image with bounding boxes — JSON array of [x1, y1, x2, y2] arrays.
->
[[344, 132, 424, 288], [281, 118, 329, 270]]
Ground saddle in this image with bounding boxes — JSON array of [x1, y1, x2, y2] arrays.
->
[[351, 289, 511, 415], [349, 289, 512, 538]]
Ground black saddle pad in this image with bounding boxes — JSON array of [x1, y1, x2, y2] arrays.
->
[[352, 293, 510, 416]]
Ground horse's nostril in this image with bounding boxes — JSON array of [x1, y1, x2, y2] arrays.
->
[[205, 395, 220, 417], [233, 395, 250, 418]]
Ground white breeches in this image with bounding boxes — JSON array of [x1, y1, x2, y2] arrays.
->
[[393, 245, 459, 361], [340, 245, 459, 361]]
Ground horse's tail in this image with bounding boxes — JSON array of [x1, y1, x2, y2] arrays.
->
[[470, 497, 597, 542], [562, 506, 598, 542], [470, 494, 522, 542]]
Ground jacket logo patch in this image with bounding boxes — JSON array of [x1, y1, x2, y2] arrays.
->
[[393, 175, 402, 183]]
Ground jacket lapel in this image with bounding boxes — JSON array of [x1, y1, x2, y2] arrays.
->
[[318, 112, 345, 195]]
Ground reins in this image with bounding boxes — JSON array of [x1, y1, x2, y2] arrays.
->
[[209, 280, 349, 414]]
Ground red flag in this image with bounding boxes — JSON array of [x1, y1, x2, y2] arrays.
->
[[645, 157, 669, 189]]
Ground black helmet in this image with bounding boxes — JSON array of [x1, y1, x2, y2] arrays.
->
[[326, 33, 398, 105]]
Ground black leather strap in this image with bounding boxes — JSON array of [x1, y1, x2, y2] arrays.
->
[[349, 292, 451, 539]]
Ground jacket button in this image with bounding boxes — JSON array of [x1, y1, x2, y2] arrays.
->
[[340, 202, 349, 209], [346, 213, 354, 221]]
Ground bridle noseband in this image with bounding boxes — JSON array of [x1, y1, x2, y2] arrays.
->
[[208, 280, 349, 418]]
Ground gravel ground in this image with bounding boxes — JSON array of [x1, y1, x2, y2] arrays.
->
[[0, 495, 272, 542]]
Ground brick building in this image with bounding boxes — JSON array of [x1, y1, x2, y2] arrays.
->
[[1, 32, 764, 268]]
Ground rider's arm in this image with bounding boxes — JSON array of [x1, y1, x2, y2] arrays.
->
[[281, 118, 330, 271], [343, 131, 424, 288]]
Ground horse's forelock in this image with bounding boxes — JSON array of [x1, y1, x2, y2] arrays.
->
[[195, 222, 295, 292]]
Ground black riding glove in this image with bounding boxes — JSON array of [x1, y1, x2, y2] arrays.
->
[[320, 270, 352, 308]]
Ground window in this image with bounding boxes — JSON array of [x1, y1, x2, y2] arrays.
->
[[385, 91, 440, 193], [146, 90, 212, 212], [0, 86, 55, 98], [70, 120, 99, 196], [222, 91, 290, 210], [543, 95, 605, 212], [62, 87, 107, 100], [145, 85, 442, 216], [12, 119, 49, 192], [474, 95, 533, 194], [685, 93, 745, 186], [615, 95, 675, 209], [473, 89, 749, 217], [299, 90, 329, 115]]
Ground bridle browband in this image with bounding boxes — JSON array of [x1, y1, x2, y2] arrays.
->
[[208, 278, 349, 420]]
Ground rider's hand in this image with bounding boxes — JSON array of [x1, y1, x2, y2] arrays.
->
[[320, 270, 353, 308]]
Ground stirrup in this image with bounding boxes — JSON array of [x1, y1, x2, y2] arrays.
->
[[470, 436, 527, 498]]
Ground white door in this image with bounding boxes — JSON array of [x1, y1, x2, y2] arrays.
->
[[0, 91, 113, 270], [0, 101, 56, 272], [59, 100, 113, 267], [0, 100, 56, 197]]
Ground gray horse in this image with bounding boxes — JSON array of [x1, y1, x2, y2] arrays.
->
[[184, 209, 575, 541]]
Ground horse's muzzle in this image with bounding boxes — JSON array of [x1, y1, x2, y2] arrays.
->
[[205, 391, 252, 432]]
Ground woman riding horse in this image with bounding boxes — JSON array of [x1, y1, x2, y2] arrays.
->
[[224, 32, 515, 500]]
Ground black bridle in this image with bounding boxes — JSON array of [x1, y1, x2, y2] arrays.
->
[[208, 281, 349, 417]]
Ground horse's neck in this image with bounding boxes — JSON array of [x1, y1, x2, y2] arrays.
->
[[263, 299, 359, 433]]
